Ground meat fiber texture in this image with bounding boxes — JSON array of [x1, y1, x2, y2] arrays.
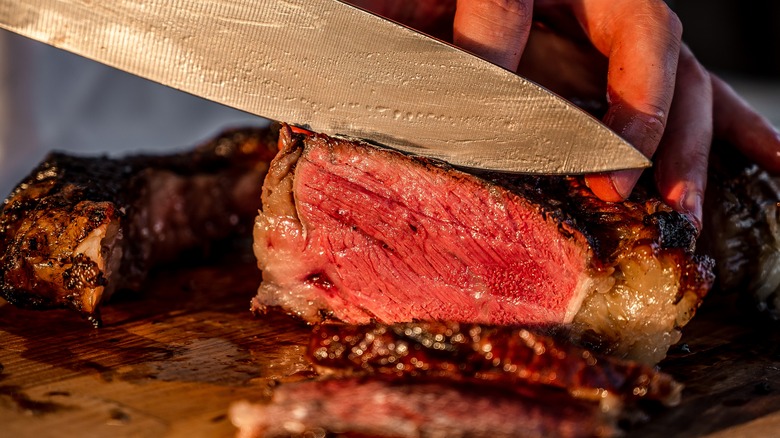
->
[[253, 125, 715, 365]]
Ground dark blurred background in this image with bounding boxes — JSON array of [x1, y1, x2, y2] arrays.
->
[[667, 0, 780, 134], [670, 0, 780, 77]]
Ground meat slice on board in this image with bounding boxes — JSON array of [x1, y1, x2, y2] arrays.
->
[[230, 377, 618, 438]]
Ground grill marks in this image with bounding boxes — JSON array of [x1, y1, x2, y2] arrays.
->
[[308, 321, 682, 407]]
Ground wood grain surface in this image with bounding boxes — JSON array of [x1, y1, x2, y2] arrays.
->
[[0, 252, 314, 438], [1, 249, 780, 437]]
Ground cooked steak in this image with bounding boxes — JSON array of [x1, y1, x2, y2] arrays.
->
[[0, 127, 277, 325], [253, 125, 714, 364], [230, 377, 618, 438], [702, 143, 780, 319], [308, 321, 682, 406]]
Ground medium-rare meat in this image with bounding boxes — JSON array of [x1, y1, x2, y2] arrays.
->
[[253, 125, 714, 364], [230, 377, 618, 438], [0, 127, 277, 325], [232, 320, 684, 437], [233, 319, 680, 437], [308, 321, 682, 406]]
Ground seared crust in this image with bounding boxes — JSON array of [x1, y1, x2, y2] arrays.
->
[[309, 321, 682, 406], [484, 173, 700, 265], [0, 128, 277, 324], [479, 173, 714, 359]]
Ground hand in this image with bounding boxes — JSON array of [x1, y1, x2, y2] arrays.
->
[[348, 0, 780, 231]]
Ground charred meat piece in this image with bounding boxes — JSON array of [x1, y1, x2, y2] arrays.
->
[[702, 144, 780, 319], [0, 128, 277, 325], [253, 125, 714, 364], [230, 377, 618, 438], [308, 321, 682, 407]]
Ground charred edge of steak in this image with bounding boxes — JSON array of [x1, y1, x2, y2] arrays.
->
[[0, 127, 278, 324], [308, 321, 682, 407], [483, 174, 713, 339], [230, 376, 619, 438], [481, 172, 699, 266]]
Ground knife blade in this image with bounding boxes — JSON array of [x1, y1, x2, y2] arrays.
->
[[0, 0, 650, 174]]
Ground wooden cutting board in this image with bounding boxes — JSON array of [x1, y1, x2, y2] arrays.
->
[[2, 250, 780, 437]]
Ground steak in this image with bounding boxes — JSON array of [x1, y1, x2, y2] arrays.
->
[[701, 143, 780, 319], [0, 128, 277, 325], [230, 377, 618, 438], [308, 321, 682, 406], [253, 125, 714, 364], [231, 319, 683, 437]]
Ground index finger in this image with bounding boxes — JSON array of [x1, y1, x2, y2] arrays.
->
[[453, 0, 534, 71], [569, 0, 682, 200]]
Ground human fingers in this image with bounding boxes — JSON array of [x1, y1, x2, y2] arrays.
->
[[652, 46, 713, 230], [453, 0, 534, 71], [581, 0, 682, 201], [712, 74, 780, 173]]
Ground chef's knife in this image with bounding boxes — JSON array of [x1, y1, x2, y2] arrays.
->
[[0, 0, 650, 174]]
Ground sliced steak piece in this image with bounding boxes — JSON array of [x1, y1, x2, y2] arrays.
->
[[0, 127, 277, 325], [230, 377, 619, 438], [253, 125, 714, 364], [308, 321, 682, 407]]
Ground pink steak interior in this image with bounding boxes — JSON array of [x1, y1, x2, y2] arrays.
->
[[256, 135, 595, 325]]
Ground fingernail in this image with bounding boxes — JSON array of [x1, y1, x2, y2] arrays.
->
[[681, 190, 703, 231], [609, 169, 643, 199]]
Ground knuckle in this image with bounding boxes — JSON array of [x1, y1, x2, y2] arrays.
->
[[482, 0, 532, 18], [639, 111, 668, 145], [631, 0, 683, 40], [650, 0, 683, 38], [662, 7, 683, 40], [648, 119, 667, 144]]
